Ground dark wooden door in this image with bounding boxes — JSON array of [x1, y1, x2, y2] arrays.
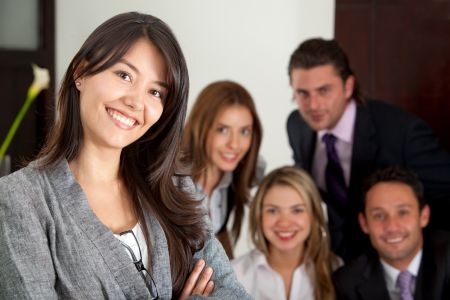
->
[[335, 0, 450, 150], [0, 0, 54, 172]]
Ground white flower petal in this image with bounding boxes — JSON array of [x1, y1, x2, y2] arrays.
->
[[31, 63, 50, 90]]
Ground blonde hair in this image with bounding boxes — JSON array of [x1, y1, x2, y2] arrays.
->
[[250, 166, 336, 300]]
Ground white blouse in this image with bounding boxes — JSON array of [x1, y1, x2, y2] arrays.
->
[[196, 172, 233, 234], [114, 223, 149, 269], [196, 156, 267, 234], [231, 249, 314, 300]]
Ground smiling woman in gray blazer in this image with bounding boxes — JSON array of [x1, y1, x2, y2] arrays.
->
[[0, 12, 250, 300]]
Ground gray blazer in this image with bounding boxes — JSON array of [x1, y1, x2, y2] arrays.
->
[[0, 159, 251, 299]]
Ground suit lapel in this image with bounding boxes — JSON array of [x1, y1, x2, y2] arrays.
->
[[414, 238, 437, 300], [299, 125, 316, 172], [356, 255, 391, 300], [349, 103, 378, 200]]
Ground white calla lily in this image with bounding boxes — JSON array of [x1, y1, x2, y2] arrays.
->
[[29, 63, 51, 98]]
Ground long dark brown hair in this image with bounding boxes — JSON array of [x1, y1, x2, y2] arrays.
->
[[36, 12, 207, 297], [181, 80, 262, 243]]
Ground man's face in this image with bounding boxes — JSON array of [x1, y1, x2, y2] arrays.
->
[[359, 182, 430, 270], [290, 64, 354, 131]]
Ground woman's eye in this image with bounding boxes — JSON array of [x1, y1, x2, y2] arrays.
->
[[115, 71, 132, 82], [217, 127, 228, 134], [266, 208, 276, 214], [150, 89, 162, 99], [293, 208, 304, 214], [241, 128, 252, 136]]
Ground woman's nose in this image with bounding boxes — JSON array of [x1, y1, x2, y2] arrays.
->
[[227, 133, 239, 149], [124, 89, 145, 111], [276, 212, 292, 226]]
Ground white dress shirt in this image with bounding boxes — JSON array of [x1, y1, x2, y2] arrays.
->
[[231, 249, 314, 300], [195, 156, 267, 234], [380, 250, 422, 300], [196, 172, 232, 234]]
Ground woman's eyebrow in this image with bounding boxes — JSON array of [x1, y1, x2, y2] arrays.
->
[[118, 58, 139, 74]]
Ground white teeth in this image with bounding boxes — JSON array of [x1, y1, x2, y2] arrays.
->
[[386, 237, 403, 243], [277, 232, 295, 238], [222, 153, 237, 159], [108, 109, 136, 127]]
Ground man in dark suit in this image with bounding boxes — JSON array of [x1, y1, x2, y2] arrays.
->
[[286, 38, 450, 261], [333, 166, 450, 300]]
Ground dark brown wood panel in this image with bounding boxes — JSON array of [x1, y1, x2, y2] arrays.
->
[[336, 0, 450, 149], [334, 3, 372, 96]]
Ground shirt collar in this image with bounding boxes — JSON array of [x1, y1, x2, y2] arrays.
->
[[318, 99, 356, 144], [253, 249, 270, 268], [252, 248, 308, 273], [380, 249, 423, 291], [217, 171, 233, 189], [196, 171, 233, 194]]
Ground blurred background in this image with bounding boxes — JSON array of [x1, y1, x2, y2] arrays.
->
[[1, 0, 449, 255]]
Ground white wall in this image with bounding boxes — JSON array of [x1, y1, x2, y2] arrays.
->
[[56, 0, 335, 256]]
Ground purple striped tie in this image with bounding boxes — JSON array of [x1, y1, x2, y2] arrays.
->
[[322, 133, 347, 206], [397, 270, 414, 300]]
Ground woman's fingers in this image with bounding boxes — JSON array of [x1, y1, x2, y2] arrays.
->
[[180, 259, 205, 299], [192, 266, 213, 294], [179, 259, 215, 299], [203, 280, 215, 296]]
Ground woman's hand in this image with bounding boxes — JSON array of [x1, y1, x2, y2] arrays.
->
[[179, 259, 214, 299]]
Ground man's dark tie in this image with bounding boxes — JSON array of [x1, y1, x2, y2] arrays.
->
[[322, 133, 348, 206]]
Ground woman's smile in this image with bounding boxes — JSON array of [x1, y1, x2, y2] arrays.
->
[[106, 107, 138, 129]]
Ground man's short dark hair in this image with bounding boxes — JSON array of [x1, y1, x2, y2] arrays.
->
[[288, 37, 363, 104], [361, 166, 425, 213]]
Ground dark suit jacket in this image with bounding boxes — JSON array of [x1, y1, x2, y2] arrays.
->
[[287, 100, 450, 261], [332, 231, 450, 300]]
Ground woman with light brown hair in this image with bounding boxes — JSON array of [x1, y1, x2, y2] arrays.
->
[[232, 166, 341, 300], [182, 80, 264, 258]]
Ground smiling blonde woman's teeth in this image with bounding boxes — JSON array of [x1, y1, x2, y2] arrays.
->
[[108, 109, 136, 127], [277, 232, 295, 238]]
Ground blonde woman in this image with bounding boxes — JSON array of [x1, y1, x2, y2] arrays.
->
[[232, 166, 341, 300]]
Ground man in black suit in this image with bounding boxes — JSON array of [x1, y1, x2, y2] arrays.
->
[[286, 38, 450, 261], [333, 166, 450, 300]]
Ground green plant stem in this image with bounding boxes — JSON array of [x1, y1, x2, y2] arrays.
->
[[0, 87, 38, 163]]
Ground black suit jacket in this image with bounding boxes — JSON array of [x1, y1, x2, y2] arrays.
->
[[287, 100, 450, 261], [333, 231, 450, 300]]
